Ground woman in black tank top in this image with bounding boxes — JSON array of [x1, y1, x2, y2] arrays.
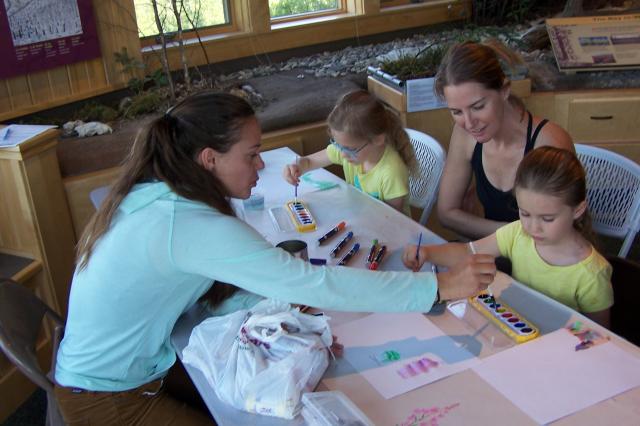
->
[[433, 41, 574, 240], [471, 111, 549, 222]]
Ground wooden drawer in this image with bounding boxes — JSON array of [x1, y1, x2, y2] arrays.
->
[[589, 141, 640, 165], [567, 96, 640, 142]]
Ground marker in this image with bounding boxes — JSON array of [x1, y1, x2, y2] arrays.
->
[[366, 239, 378, 265], [369, 245, 387, 270], [338, 243, 360, 266], [329, 231, 353, 258], [416, 232, 423, 263], [317, 221, 346, 245]]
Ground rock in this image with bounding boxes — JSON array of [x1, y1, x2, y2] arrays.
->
[[63, 120, 84, 132], [75, 122, 113, 137]]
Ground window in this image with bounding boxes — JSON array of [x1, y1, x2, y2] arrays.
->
[[269, 0, 342, 21], [134, 0, 230, 40]]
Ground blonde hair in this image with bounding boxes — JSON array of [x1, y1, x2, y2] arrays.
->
[[327, 90, 416, 171]]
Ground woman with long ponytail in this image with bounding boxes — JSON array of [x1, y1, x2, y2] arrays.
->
[[55, 91, 494, 425]]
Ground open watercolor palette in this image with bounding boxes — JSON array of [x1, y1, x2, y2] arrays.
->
[[468, 293, 540, 344], [285, 200, 317, 232]]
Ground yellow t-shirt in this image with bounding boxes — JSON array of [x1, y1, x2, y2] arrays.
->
[[326, 144, 410, 214], [496, 221, 613, 313]]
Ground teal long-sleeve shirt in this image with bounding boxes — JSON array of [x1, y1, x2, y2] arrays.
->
[[55, 182, 438, 391]]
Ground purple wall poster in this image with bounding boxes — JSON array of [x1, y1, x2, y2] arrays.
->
[[0, 0, 101, 79]]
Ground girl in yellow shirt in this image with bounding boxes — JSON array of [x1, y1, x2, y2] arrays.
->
[[403, 146, 613, 327], [283, 90, 416, 214]]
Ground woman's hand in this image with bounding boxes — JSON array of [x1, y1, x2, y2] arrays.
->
[[330, 335, 344, 357], [402, 244, 428, 272], [437, 254, 496, 301], [282, 163, 301, 185]]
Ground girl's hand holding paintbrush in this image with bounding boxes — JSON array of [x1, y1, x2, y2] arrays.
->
[[401, 242, 496, 301], [283, 156, 310, 185]]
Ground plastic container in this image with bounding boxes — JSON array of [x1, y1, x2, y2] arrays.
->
[[243, 192, 264, 210], [301, 391, 374, 426]]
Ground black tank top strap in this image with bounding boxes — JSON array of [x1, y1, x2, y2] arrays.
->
[[524, 111, 549, 153], [529, 119, 549, 151]]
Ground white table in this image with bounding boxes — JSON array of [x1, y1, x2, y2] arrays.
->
[[172, 147, 640, 425]]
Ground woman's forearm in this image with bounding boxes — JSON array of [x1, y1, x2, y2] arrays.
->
[[439, 207, 506, 240]]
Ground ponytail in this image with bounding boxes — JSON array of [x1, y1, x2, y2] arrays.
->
[[77, 91, 254, 269], [385, 109, 416, 172]]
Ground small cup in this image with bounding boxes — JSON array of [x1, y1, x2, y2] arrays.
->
[[242, 192, 264, 210], [276, 240, 308, 261]]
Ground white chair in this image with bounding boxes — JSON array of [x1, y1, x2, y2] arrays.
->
[[406, 128, 446, 225], [575, 144, 640, 258]]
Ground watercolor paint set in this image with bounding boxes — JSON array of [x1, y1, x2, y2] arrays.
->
[[286, 200, 317, 232], [468, 293, 540, 344]]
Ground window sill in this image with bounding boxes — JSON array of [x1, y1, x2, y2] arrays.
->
[[270, 12, 353, 31], [141, 30, 247, 53]]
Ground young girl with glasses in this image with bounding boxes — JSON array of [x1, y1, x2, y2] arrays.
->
[[403, 147, 613, 327], [283, 90, 417, 214]]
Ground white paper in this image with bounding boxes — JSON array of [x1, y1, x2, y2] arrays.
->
[[332, 313, 479, 399], [473, 329, 640, 425], [0, 124, 57, 148], [406, 78, 446, 112]]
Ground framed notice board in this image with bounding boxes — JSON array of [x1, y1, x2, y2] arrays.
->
[[547, 14, 640, 73], [0, 0, 101, 79]]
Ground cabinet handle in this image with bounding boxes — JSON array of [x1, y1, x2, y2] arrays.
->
[[589, 115, 613, 120]]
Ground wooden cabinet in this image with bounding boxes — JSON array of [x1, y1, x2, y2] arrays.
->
[[0, 130, 76, 422], [551, 90, 640, 164]]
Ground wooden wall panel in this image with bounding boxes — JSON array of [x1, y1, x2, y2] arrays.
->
[[27, 70, 53, 106], [5, 75, 32, 110], [68, 63, 91, 95], [1, 0, 470, 122], [48, 67, 72, 99], [0, 82, 12, 115], [0, 0, 140, 122]]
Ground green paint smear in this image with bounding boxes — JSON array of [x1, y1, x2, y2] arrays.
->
[[382, 350, 400, 362], [301, 173, 339, 190]]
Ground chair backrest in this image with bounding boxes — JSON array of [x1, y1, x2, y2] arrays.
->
[[575, 144, 640, 258], [607, 256, 640, 346], [405, 128, 446, 225], [0, 279, 65, 425]]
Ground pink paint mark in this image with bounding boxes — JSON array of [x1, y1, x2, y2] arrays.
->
[[396, 403, 460, 426], [397, 358, 440, 379]]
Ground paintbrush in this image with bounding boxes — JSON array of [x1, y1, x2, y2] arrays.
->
[[469, 241, 496, 307]]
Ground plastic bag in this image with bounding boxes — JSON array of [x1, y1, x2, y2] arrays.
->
[[182, 299, 332, 419]]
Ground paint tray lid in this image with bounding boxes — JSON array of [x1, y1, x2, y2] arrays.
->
[[301, 391, 374, 426]]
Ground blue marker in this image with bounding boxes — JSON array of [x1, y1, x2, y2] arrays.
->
[[338, 243, 360, 266], [329, 231, 353, 258]]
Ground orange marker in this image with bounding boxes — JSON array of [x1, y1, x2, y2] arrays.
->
[[317, 221, 346, 245]]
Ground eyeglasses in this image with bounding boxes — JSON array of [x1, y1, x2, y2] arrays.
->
[[329, 137, 369, 159]]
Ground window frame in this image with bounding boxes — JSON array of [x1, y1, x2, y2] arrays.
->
[[137, 0, 237, 48], [268, 0, 347, 24]]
